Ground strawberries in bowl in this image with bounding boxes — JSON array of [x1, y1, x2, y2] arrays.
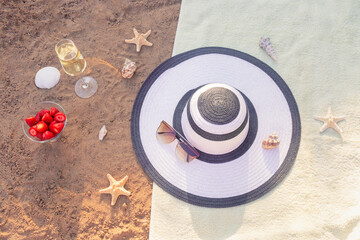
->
[[22, 101, 67, 143]]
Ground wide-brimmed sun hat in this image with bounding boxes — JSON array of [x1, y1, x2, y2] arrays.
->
[[131, 47, 301, 208]]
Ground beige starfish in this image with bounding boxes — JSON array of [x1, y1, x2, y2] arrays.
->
[[99, 174, 131, 206], [314, 106, 346, 136], [125, 28, 153, 52]]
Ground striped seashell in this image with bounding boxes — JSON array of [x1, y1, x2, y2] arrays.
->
[[121, 58, 137, 79]]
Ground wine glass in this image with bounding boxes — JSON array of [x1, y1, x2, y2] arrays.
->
[[55, 39, 98, 98]]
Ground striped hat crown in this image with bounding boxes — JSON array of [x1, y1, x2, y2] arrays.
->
[[182, 83, 249, 155]]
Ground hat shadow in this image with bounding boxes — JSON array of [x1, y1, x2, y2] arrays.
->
[[188, 205, 245, 240], [261, 148, 280, 174], [187, 155, 249, 239]]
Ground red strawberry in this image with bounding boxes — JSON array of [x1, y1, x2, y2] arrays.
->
[[54, 112, 66, 122], [49, 121, 56, 134], [42, 113, 53, 124], [50, 122, 64, 134], [25, 117, 37, 127], [49, 121, 56, 129], [36, 132, 43, 140], [35, 121, 48, 133], [39, 109, 50, 117], [42, 131, 55, 140], [29, 127, 38, 137], [35, 112, 42, 122], [50, 107, 59, 117]]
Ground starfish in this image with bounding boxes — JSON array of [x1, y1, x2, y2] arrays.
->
[[99, 174, 131, 206], [314, 106, 346, 136], [125, 28, 153, 52]]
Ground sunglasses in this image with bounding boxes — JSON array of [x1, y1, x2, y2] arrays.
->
[[156, 121, 200, 162]]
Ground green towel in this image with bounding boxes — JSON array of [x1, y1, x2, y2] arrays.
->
[[150, 0, 360, 239]]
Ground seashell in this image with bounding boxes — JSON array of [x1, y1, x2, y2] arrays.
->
[[121, 58, 137, 79], [99, 125, 107, 141], [35, 66, 60, 89], [259, 36, 277, 62], [262, 133, 280, 150]]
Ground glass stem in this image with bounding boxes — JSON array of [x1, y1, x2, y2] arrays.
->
[[81, 81, 89, 89]]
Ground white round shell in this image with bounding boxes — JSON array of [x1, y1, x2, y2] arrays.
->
[[35, 66, 60, 89]]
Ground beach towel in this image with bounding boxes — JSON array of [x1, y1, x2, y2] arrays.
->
[[149, 0, 360, 239]]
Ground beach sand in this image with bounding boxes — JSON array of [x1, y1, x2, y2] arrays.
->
[[0, 0, 181, 239]]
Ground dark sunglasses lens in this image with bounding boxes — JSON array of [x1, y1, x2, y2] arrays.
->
[[156, 122, 176, 144], [175, 141, 200, 162]]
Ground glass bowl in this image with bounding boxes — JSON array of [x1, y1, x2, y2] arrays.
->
[[22, 101, 67, 143]]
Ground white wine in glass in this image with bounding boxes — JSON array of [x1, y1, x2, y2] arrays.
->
[[55, 39, 86, 76], [55, 39, 98, 98]]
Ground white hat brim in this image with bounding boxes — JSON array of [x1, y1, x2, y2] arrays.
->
[[131, 47, 301, 208]]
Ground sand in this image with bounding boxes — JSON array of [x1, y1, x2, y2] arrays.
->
[[0, 0, 181, 239]]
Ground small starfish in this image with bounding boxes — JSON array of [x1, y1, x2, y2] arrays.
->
[[99, 174, 131, 206], [314, 106, 346, 136], [125, 28, 153, 52]]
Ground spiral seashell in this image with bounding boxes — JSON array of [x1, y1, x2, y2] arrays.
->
[[262, 133, 280, 150], [121, 58, 137, 79], [259, 36, 277, 62]]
